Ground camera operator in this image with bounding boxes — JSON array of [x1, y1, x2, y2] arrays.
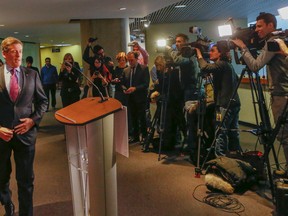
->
[[149, 55, 186, 151], [232, 12, 288, 174], [83, 38, 114, 72], [195, 45, 241, 157], [166, 33, 200, 152], [166, 33, 200, 101]]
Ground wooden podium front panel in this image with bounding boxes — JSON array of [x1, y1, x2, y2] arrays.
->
[[55, 97, 122, 125]]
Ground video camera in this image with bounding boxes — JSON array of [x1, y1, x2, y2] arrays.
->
[[180, 26, 213, 59], [180, 37, 213, 59], [216, 24, 261, 53]]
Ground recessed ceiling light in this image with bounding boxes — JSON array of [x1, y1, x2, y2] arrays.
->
[[0, 24, 5, 27], [54, 43, 72, 47], [119, 7, 126, 11], [175, 5, 186, 8], [14, 31, 19, 34], [25, 35, 29, 38], [278, 6, 288, 19]]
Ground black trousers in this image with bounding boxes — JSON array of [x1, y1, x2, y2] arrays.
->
[[43, 83, 57, 109], [0, 137, 35, 216], [60, 89, 80, 108], [128, 99, 147, 140]]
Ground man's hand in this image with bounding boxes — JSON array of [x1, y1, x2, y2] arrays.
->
[[124, 87, 136, 94], [108, 61, 114, 67], [195, 48, 203, 59], [0, 127, 14, 142], [231, 39, 247, 49], [150, 91, 160, 103], [14, 118, 35, 135]]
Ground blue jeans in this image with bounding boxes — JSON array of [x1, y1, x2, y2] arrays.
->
[[215, 106, 241, 156]]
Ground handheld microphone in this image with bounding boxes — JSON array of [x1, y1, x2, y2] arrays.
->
[[64, 61, 108, 103]]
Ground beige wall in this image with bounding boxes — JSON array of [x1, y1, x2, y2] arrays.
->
[[40, 45, 83, 72]]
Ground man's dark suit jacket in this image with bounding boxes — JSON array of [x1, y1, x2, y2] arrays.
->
[[0, 65, 48, 146], [123, 63, 150, 103]]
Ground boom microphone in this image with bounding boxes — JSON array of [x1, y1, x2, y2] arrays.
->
[[64, 61, 108, 103]]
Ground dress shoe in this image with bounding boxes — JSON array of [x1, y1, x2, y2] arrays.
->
[[4, 202, 15, 216]]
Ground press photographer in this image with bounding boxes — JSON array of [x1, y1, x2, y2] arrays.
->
[[82, 37, 113, 75], [82, 57, 109, 98], [232, 12, 288, 176]]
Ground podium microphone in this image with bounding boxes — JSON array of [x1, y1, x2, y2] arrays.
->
[[64, 61, 108, 102]]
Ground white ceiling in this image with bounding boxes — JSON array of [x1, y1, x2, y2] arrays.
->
[[0, 0, 287, 47]]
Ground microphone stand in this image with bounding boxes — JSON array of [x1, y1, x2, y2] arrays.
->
[[64, 61, 108, 103]]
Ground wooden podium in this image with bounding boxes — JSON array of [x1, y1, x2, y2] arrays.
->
[[55, 97, 127, 216]]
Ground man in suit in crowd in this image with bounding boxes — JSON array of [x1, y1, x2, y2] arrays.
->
[[0, 37, 48, 216], [124, 51, 150, 143]]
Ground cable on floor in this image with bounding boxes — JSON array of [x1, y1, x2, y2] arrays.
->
[[192, 184, 245, 215]]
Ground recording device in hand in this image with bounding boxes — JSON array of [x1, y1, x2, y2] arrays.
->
[[64, 61, 107, 102], [267, 41, 281, 51], [267, 30, 288, 51], [94, 70, 100, 75], [88, 37, 98, 43], [64, 61, 72, 67]]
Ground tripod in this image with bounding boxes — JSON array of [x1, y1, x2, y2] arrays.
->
[[199, 65, 281, 199], [194, 73, 214, 176], [142, 67, 171, 161], [201, 66, 287, 198]]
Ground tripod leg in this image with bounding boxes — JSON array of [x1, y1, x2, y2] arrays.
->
[[142, 104, 160, 152]]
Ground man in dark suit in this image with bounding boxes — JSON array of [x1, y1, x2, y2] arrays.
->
[[0, 37, 48, 216], [124, 51, 150, 143]]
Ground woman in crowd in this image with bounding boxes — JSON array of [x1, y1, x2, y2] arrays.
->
[[111, 52, 128, 105], [58, 53, 81, 107], [195, 45, 241, 156], [87, 56, 110, 97]]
